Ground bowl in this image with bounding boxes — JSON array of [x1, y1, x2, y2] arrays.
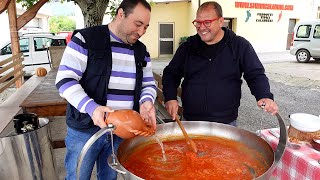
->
[[289, 113, 320, 132], [311, 138, 320, 151]]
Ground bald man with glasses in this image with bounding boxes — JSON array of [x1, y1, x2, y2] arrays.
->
[[162, 1, 278, 126]]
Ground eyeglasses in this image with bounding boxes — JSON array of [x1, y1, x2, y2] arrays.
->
[[192, 18, 219, 28]]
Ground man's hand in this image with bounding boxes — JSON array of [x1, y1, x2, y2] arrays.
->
[[257, 98, 278, 115], [92, 106, 114, 128], [140, 101, 156, 130], [165, 100, 179, 120]]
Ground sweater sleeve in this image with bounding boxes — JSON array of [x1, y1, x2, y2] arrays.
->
[[162, 43, 186, 102], [55, 32, 99, 117], [240, 39, 274, 101], [139, 50, 157, 104]]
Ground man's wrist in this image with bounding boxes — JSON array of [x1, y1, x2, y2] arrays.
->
[[85, 101, 99, 117], [139, 97, 153, 105]]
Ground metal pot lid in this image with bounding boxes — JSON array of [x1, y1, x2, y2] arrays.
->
[[290, 113, 320, 132]]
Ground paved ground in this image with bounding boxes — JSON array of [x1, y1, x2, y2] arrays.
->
[[153, 51, 320, 92], [49, 51, 320, 179]]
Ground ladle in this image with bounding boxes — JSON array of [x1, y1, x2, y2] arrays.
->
[[77, 109, 155, 180], [243, 163, 256, 179], [175, 117, 198, 153]]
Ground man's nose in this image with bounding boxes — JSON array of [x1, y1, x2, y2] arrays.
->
[[137, 27, 146, 36]]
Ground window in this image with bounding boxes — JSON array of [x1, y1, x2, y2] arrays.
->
[[0, 45, 12, 55], [313, 25, 320, 38], [0, 38, 29, 55], [33, 37, 66, 52], [296, 25, 311, 38], [34, 37, 48, 51], [19, 38, 29, 52], [49, 39, 67, 46]]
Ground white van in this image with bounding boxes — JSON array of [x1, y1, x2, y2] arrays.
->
[[290, 20, 320, 63], [0, 32, 66, 76]]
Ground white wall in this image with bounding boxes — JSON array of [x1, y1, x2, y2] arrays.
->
[[0, 13, 11, 47], [213, 0, 320, 52], [0, 4, 51, 47]]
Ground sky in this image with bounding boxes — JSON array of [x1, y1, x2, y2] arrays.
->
[[42, 1, 76, 16]]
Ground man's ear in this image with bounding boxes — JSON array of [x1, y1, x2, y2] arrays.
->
[[118, 8, 125, 19], [219, 17, 225, 27]]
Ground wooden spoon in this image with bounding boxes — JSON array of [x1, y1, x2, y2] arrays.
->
[[175, 117, 198, 153]]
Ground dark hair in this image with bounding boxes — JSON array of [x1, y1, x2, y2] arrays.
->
[[198, 1, 223, 18], [116, 0, 151, 17]]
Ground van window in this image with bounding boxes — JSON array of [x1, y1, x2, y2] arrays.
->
[[0, 38, 29, 55], [20, 38, 29, 52], [1, 44, 12, 55], [313, 25, 320, 38], [296, 25, 312, 38], [50, 39, 67, 46], [33, 37, 67, 52]]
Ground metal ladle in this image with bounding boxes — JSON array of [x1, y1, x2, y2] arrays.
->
[[243, 163, 256, 179], [76, 109, 155, 179], [77, 124, 118, 179]]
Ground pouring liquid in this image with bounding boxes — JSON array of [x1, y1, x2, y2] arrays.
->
[[154, 135, 167, 161]]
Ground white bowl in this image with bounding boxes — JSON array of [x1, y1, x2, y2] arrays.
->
[[290, 113, 320, 132]]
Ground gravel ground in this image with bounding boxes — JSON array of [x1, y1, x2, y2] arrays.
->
[[0, 86, 16, 104], [238, 79, 320, 132]]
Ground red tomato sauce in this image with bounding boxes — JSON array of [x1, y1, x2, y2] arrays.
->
[[121, 136, 269, 180]]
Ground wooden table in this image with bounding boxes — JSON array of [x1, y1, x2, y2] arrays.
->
[[20, 69, 67, 117], [20, 69, 67, 148]]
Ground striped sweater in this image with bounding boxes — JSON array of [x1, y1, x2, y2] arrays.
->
[[55, 29, 156, 117]]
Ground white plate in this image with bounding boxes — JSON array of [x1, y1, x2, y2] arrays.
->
[[290, 113, 320, 132]]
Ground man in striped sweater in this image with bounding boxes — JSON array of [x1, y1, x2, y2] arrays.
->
[[55, 0, 156, 179]]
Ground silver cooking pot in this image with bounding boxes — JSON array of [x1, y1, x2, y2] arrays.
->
[[108, 113, 287, 180]]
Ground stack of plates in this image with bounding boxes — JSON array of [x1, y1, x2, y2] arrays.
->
[[289, 113, 320, 132]]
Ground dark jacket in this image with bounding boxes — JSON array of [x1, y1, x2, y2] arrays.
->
[[64, 25, 146, 130], [162, 27, 273, 124]]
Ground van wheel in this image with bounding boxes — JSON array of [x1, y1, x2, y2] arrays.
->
[[296, 49, 310, 63]]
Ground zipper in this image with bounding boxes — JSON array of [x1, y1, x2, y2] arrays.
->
[[204, 42, 228, 113]]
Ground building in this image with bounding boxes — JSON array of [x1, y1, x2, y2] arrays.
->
[[55, 0, 320, 58], [0, 4, 51, 47], [139, 0, 320, 58]]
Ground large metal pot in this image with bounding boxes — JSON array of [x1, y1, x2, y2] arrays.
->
[[108, 114, 287, 180], [0, 115, 57, 180]]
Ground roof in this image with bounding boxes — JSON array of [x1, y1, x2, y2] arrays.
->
[[296, 19, 320, 25], [152, 0, 190, 3], [20, 32, 65, 39]]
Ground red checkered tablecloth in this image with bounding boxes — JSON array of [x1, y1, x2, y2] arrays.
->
[[260, 128, 320, 180]]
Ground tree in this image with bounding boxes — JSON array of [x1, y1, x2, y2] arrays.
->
[[18, 0, 110, 27], [105, 0, 121, 18], [16, 0, 154, 27], [49, 16, 76, 33], [75, 0, 109, 27]]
